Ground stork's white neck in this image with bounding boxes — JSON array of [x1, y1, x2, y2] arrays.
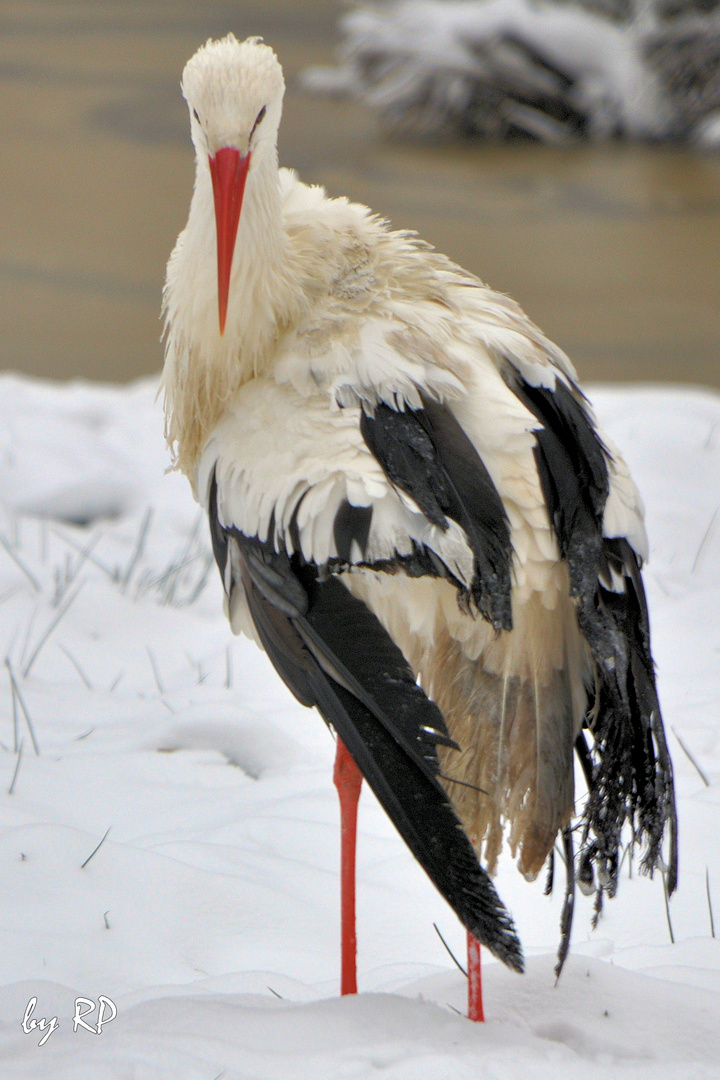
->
[[162, 145, 299, 482]]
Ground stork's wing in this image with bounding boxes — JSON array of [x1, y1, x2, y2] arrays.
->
[[359, 395, 512, 630], [199, 376, 514, 627], [503, 366, 678, 897], [207, 471, 523, 970]]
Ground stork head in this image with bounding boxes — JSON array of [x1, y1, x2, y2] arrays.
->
[[181, 35, 285, 335]]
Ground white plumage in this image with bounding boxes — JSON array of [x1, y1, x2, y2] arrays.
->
[[163, 34, 676, 1001]]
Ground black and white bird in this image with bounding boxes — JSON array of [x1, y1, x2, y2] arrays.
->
[[162, 34, 677, 1021]]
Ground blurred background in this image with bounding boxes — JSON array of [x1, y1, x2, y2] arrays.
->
[[2, 0, 719, 387]]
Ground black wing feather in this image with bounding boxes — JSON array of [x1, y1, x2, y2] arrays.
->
[[333, 500, 373, 563], [210, 474, 523, 970], [295, 571, 461, 765], [360, 396, 513, 630]]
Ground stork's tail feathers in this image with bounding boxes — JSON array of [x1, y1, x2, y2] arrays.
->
[[428, 532, 677, 969], [505, 374, 678, 932], [574, 538, 678, 904], [425, 601, 581, 883]]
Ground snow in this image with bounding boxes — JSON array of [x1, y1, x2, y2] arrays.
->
[[304, 0, 720, 145], [0, 371, 719, 1077]]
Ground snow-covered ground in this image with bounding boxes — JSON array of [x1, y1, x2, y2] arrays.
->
[[0, 372, 718, 1078]]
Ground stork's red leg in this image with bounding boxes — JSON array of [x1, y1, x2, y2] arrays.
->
[[333, 737, 363, 995], [467, 931, 484, 1021]]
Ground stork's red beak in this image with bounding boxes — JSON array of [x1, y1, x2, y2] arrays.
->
[[209, 147, 251, 336]]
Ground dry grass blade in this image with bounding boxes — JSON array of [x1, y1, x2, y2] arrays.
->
[[147, 646, 165, 694], [108, 672, 123, 692], [662, 872, 675, 945], [57, 644, 92, 690], [52, 531, 105, 607], [437, 771, 488, 795], [121, 507, 153, 593], [0, 532, 40, 592], [671, 726, 709, 787], [81, 826, 112, 869], [8, 739, 24, 795], [6, 659, 39, 755], [18, 604, 39, 673], [50, 526, 115, 582], [141, 553, 199, 604], [433, 922, 467, 976], [22, 579, 85, 678], [184, 552, 214, 605], [133, 514, 212, 608], [8, 663, 19, 752], [692, 505, 719, 573], [707, 868, 716, 939], [160, 513, 203, 605], [617, 839, 633, 879]]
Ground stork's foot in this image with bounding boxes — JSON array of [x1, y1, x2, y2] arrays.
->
[[467, 932, 484, 1021], [334, 737, 363, 996]]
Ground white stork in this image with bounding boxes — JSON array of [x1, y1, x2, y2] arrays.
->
[[162, 34, 677, 1020]]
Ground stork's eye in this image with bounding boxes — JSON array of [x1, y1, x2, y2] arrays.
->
[[250, 105, 266, 140]]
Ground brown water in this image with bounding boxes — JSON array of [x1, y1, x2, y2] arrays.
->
[[2, 0, 719, 387]]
